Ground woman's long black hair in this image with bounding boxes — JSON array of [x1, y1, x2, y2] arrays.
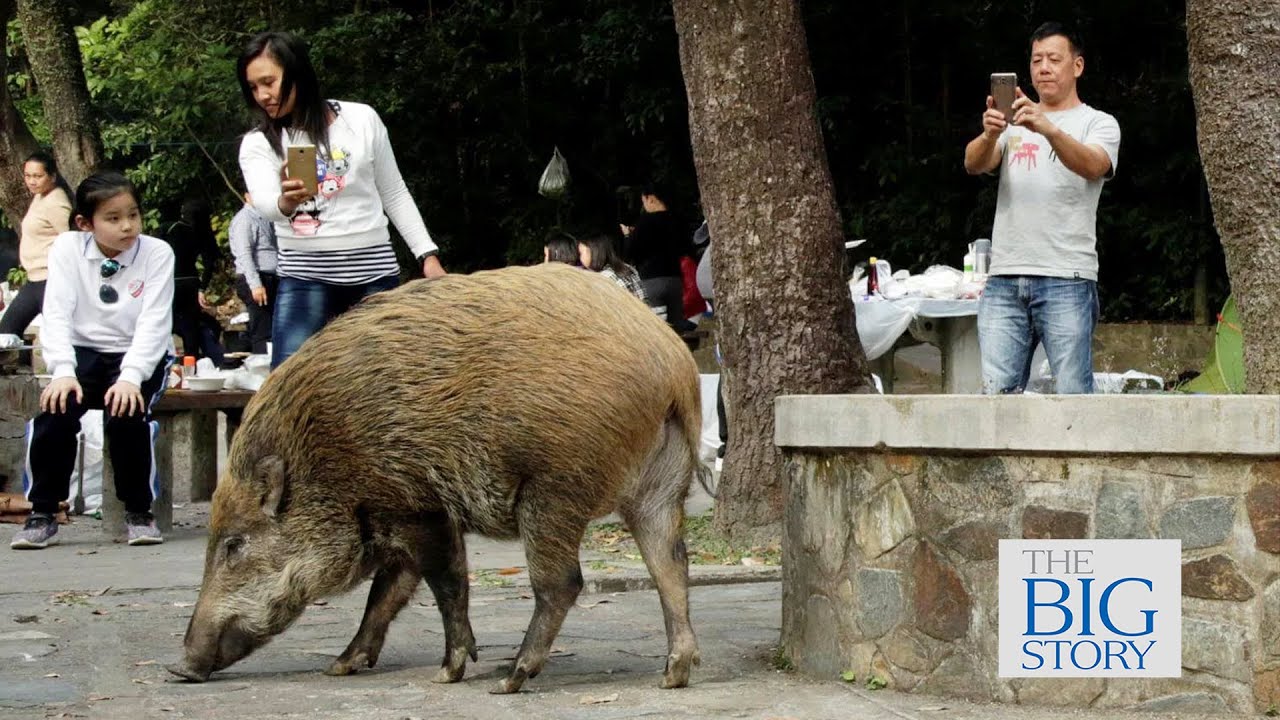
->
[[237, 31, 329, 159], [579, 235, 630, 274]]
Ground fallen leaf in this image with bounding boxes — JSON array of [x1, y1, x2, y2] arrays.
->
[[91, 586, 112, 597], [518, 593, 532, 600], [159, 707, 175, 712], [741, 557, 764, 567], [172, 602, 194, 608], [578, 693, 619, 705], [601, 547, 620, 553], [917, 706, 949, 712], [44, 672, 60, 678], [87, 695, 113, 702], [131, 678, 152, 685], [75, 550, 97, 556], [575, 599, 612, 609], [311, 600, 328, 606], [496, 567, 522, 576], [91, 609, 108, 616], [13, 615, 38, 624], [134, 659, 158, 666]]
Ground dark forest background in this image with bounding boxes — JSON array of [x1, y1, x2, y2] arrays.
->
[[8, 0, 1221, 321]]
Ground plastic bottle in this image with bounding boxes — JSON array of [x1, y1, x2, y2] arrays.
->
[[963, 250, 975, 283], [866, 257, 880, 296], [181, 355, 197, 389]]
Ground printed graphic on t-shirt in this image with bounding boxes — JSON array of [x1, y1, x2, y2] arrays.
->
[[1008, 135, 1041, 170], [289, 145, 353, 236], [127, 279, 144, 298]]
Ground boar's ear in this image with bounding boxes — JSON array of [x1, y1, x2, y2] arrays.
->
[[255, 455, 287, 519]]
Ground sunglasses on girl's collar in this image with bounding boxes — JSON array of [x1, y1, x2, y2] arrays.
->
[[99, 258, 121, 304]]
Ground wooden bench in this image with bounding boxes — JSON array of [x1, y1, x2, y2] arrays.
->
[[101, 389, 254, 534]]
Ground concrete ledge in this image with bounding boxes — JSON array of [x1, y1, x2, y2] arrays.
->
[[776, 394, 1280, 456]]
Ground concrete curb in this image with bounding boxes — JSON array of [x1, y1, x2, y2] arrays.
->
[[583, 565, 781, 594]]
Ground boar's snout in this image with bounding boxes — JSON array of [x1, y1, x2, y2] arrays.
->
[[168, 610, 258, 682]]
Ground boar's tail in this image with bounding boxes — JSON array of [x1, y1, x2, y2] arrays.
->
[[672, 371, 715, 499]]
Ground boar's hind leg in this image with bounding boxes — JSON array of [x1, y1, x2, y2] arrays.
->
[[620, 421, 701, 688], [420, 519, 477, 684], [492, 510, 587, 694], [326, 562, 422, 676]]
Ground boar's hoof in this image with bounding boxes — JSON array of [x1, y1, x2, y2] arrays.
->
[[431, 665, 463, 684], [166, 662, 210, 683], [490, 670, 529, 695], [325, 652, 372, 677], [431, 647, 471, 684], [660, 651, 700, 689]]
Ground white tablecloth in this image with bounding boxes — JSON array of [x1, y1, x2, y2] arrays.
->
[[854, 297, 979, 360]]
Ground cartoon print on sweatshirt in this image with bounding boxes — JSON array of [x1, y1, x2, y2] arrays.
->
[[288, 146, 352, 236]]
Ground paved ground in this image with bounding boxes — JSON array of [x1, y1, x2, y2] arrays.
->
[[0, 505, 1256, 720]]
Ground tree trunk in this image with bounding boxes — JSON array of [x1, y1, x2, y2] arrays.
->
[[672, 0, 872, 540], [16, 0, 103, 188], [0, 0, 38, 227], [1186, 0, 1280, 392]]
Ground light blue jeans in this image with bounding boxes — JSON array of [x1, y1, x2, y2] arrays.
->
[[977, 275, 1098, 394]]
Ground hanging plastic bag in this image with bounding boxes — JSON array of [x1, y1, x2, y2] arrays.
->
[[537, 146, 570, 199]]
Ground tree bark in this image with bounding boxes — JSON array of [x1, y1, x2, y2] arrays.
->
[[16, 0, 103, 188], [1186, 0, 1280, 392], [672, 0, 872, 539], [0, 0, 38, 227]]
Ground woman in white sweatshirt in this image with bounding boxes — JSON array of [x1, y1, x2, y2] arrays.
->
[[236, 31, 446, 368]]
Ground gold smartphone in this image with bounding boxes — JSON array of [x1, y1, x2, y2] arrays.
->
[[285, 144, 318, 196], [991, 72, 1017, 121]]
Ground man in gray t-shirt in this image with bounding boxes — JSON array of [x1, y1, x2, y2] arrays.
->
[[963, 21, 1121, 394]]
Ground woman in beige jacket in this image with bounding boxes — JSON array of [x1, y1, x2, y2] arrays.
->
[[0, 151, 72, 337]]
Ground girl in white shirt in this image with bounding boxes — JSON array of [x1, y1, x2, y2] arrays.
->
[[236, 31, 447, 368], [11, 172, 175, 551]]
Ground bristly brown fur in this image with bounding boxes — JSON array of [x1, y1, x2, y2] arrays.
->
[[179, 264, 703, 693]]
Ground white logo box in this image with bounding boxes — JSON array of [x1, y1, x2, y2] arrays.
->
[[998, 539, 1181, 678]]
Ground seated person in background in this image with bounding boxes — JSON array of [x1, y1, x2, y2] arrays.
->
[[543, 232, 580, 265], [577, 235, 647, 304], [12, 171, 174, 550]]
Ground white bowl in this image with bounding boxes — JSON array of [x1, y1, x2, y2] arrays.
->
[[186, 376, 226, 392]]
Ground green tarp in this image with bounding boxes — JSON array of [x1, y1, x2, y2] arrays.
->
[[1180, 295, 1244, 394]]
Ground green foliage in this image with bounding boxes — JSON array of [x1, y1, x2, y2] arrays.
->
[[865, 674, 888, 690], [840, 669, 857, 683], [6, 266, 25, 288]]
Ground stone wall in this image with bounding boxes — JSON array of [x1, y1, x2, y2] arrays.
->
[[776, 395, 1280, 713]]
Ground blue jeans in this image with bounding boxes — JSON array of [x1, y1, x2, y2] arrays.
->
[[271, 274, 400, 368], [977, 275, 1098, 394]]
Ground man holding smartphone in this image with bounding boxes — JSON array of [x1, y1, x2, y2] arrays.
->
[[963, 22, 1121, 394]]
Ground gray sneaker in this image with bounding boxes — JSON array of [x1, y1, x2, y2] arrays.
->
[[126, 512, 163, 546], [11, 513, 58, 550]]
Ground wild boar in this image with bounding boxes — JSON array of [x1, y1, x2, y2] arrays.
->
[[168, 263, 704, 693]]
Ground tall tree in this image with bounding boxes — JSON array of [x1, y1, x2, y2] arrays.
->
[[1186, 0, 1280, 392], [0, 0, 38, 227], [671, 0, 872, 539], [16, 0, 103, 187]]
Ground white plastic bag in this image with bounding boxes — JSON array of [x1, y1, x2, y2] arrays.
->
[[537, 147, 570, 199]]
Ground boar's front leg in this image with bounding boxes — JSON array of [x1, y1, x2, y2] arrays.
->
[[493, 508, 587, 694], [419, 518, 477, 684], [326, 562, 422, 676]]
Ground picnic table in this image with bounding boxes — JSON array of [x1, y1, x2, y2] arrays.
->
[[854, 296, 981, 393], [100, 388, 254, 534]]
